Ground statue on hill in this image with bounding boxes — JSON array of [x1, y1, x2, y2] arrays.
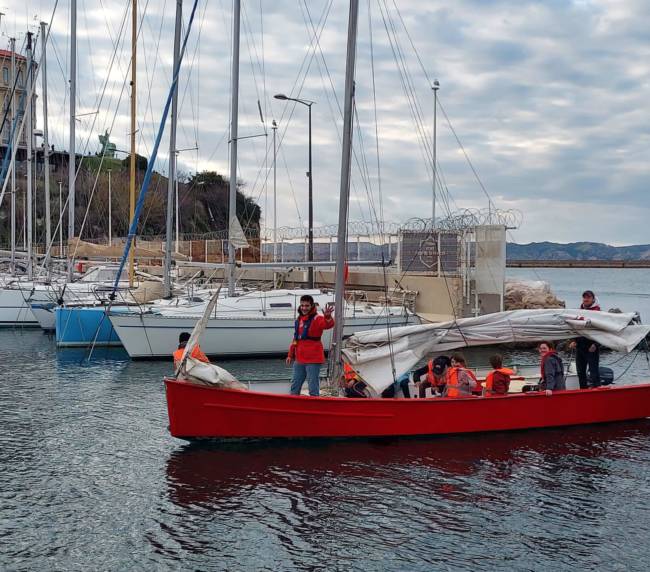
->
[[98, 131, 117, 158]]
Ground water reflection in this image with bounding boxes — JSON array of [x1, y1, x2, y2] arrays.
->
[[160, 422, 650, 569]]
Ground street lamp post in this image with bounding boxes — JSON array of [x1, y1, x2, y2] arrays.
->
[[274, 93, 315, 288]]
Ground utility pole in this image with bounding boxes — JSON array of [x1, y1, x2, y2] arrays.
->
[[272, 119, 277, 262], [432, 79, 439, 228]]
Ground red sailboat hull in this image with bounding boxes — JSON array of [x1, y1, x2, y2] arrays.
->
[[164, 379, 650, 439]]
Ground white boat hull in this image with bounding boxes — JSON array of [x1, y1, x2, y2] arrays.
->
[[109, 312, 417, 359], [0, 287, 38, 326]]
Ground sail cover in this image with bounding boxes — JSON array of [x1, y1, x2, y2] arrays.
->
[[342, 309, 650, 395]]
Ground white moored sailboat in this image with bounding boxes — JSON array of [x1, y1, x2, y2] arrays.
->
[[109, 288, 416, 358]]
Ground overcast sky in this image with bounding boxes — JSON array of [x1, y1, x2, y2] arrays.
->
[[2, 0, 649, 245]]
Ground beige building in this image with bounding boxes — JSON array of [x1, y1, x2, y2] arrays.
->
[[0, 48, 31, 151]]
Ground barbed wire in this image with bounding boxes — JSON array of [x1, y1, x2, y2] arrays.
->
[[260, 208, 522, 240], [59, 208, 522, 246]]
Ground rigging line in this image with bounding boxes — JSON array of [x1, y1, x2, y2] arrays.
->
[[109, 0, 201, 299], [0, 0, 60, 209], [73, 1, 131, 172], [132, 0, 157, 158], [390, 0, 434, 87], [376, 0, 435, 185], [137, 0, 168, 159], [175, 2, 208, 148], [241, 1, 265, 132], [383, 0, 431, 152], [230, 0, 331, 221], [235, 0, 334, 231], [352, 102, 381, 232], [438, 96, 496, 211], [368, 0, 384, 232], [381, 0, 434, 166], [301, 0, 376, 214], [66, 15, 137, 266]]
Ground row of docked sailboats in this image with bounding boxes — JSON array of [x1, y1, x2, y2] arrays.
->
[[0, 0, 416, 361]]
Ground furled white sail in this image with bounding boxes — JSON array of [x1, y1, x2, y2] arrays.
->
[[342, 309, 650, 395], [176, 283, 246, 389], [229, 215, 250, 249]]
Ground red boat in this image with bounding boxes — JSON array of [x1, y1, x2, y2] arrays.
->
[[164, 379, 650, 440]]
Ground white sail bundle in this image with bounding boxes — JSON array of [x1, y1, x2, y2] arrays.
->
[[177, 284, 246, 390], [342, 309, 650, 395]]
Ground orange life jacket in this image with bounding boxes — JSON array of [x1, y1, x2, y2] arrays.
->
[[426, 360, 435, 383], [446, 366, 479, 398], [343, 363, 356, 381], [485, 367, 514, 395], [173, 345, 209, 369]]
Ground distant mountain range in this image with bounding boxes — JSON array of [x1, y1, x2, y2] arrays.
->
[[507, 242, 650, 261]]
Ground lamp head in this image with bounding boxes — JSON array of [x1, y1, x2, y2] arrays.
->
[[274, 94, 288, 100]]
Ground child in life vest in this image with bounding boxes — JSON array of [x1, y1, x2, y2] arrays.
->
[[483, 354, 513, 396], [444, 353, 481, 397]]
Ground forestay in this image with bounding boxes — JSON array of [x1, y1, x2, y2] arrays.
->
[[342, 309, 650, 395]]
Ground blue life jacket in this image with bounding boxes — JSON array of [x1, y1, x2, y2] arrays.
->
[[294, 312, 321, 342]]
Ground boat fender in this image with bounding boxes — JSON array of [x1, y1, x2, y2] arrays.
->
[[599, 366, 615, 386]]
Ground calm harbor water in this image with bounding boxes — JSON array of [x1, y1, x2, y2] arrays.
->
[[2, 268, 650, 571]]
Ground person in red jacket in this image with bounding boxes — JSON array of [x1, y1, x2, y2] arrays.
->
[[287, 295, 335, 396]]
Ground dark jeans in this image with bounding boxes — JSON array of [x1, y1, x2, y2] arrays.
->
[[576, 346, 600, 388]]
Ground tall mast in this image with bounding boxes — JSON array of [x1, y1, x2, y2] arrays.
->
[[128, 0, 137, 287], [41, 21, 52, 263], [67, 0, 77, 280], [331, 0, 359, 380], [163, 0, 182, 298], [227, 0, 241, 297], [9, 37, 16, 274], [431, 79, 439, 226], [26, 32, 33, 280]]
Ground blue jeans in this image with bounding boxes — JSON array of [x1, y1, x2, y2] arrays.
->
[[290, 362, 322, 396]]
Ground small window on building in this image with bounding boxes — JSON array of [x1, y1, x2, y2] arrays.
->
[[2, 67, 8, 84], [17, 70, 22, 86]]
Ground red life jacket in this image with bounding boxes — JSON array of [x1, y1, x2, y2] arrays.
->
[[426, 360, 446, 386], [485, 367, 514, 395], [343, 363, 356, 381], [581, 303, 601, 311], [446, 366, 478, 398], [288, 309, 335, 364]]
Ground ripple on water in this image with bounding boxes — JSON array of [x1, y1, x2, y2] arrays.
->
[[2, 330, 650, 570]]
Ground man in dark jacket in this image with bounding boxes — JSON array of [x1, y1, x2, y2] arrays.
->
[[538, 341, 565, 392], [571, 289, 601, 388]]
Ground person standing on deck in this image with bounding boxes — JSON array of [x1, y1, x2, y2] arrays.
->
[[570, 290, 601, 388], [287, 295, 335, 396]]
